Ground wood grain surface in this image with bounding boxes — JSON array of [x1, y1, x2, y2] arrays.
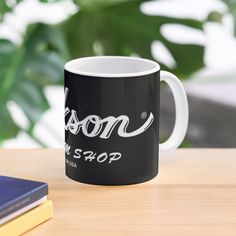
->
[[0, 149, 236, 236]]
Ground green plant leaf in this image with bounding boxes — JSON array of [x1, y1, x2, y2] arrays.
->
[[0, 105, 20, 142], [62, 0, 204, 78], [75, 0, 132, 10], [0, 0, 22, 19], [0, 24, 68, 142], [0, 2, 11, 17]]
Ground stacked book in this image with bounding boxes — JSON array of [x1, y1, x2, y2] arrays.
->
[[0, 176, 53, 235]]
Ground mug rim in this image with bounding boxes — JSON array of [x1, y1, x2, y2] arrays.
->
[[64, 56, 160, 78]]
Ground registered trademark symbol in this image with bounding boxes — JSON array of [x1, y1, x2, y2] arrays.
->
[[141, 112, 147, 119]]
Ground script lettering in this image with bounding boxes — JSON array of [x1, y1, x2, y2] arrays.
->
[[65, 88, 154, 139]]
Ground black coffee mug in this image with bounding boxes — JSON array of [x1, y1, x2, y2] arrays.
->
[[64, 56, 188, 185]]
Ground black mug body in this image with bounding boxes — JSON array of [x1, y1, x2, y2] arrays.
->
[[64, 57, 160, 185]]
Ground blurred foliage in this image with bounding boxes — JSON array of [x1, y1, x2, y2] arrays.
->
[[0, 0, 206, 145], [0, 1, 21, 17], [222, 0, 236, 35], [207, 11, 224, 23], [207, 0, 236, 35], [0, 25, 68, 144], [63, 0, 204, 77]]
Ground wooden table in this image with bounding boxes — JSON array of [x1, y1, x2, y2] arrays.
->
[[0, 149, 236, 236]]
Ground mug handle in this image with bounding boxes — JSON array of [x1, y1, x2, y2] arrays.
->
[[159, 71, 189, 154]]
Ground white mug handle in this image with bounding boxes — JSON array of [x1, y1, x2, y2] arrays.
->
[[159, 71, 189, 154]]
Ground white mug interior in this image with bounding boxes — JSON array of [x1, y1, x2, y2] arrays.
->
[[64, 56, 160, 78]]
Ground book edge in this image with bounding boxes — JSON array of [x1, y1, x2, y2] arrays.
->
[[0, 181, 48, 219], [0, 196, 47, 225], [0, 200, 53, 236]]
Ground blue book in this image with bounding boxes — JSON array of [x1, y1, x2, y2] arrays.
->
[[0, 176, 48, 222]]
